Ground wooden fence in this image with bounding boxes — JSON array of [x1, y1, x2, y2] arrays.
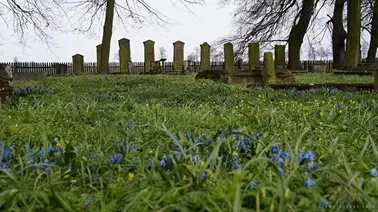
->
[[2, 60, 333, 75]]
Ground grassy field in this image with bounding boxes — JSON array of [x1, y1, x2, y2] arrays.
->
[[0, 73, 377, 211]]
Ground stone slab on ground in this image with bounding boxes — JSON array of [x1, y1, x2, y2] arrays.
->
[[247, 83, 377, 92]]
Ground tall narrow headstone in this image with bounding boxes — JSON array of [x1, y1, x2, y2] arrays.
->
[[96, 44, 102, 73], [143, 40, 155, 73], [249, 43, 259, 71], [274, 45, 286, 73], [173, 41, 185, 73], [263, 52, 276, 84], [200, 42, 211, 70], [119, 38, 131, 74], [72, 54, 84, 75], [224, 42, 234, 73]]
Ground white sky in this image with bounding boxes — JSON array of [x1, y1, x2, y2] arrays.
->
[[0, 1, 374, 63], [0, 1, 237, 62]]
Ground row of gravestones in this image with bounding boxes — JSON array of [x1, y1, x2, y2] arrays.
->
[[72, 38, 289, 76], [71, 39, 186, 74]]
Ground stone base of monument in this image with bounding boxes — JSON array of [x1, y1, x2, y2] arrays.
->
[[247, 83, 377, 92], [195, 68, 296, 85], [0, 81, 13, 101], [335, 62, 378, 75], [0, 64, 13, 101]]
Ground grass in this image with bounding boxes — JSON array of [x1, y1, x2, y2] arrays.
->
[[0, 73, 378, 211]]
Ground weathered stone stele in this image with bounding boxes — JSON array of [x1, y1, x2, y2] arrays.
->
[[274, 45, 286, 73], [173, 41, 185, 73], [119, 38, 131, 74], [143, 40, 155, 73], [0, 63, 13, 101], [200, 42, 211, 70], [249, 43, 260, 71], [263, 52, 276, 84], [72, 54, 84, 74], [96, 44, 102, 73], [224, 42, 235, 73]]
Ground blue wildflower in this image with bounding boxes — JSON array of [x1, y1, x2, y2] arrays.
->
[[109, 153, 122, 164], [231, 160, 239, 170], [205, 150, 211, 157], [220, 131, 226, 137], [320, 199, 328, 208], [272, 153, 278, 160], [206, 139, 213, 144], [194, 137, 200, 144], [304, 178, 316, 188], [186, 132, 192, 138], [192, 155, 200, 162], [370, 168, 377, 177], [54, 151, 62, 157], [303, 151, 315, 161], [159, 156, 167, 167], [0, 162, 9, 169], [272, 143, 280, 153], [250, 180, 258, 188], [130, 143, 136, 151], [336, 103, 342, 110], [280, 152, 290, 160]]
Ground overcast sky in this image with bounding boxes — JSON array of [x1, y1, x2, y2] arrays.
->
[[0, 1, 237, 62], [0, 1, 374, 63]]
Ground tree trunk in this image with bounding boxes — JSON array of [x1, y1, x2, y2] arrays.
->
[[99, 0, 115, 74], [367, 0, 378, 62], [288, 0, 315, 70], [345, 0, 361, 68], [331, 0, 347, 69]]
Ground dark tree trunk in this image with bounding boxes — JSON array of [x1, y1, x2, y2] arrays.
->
[[99, 0, 115, 74], [331, 0, 347, 69], [345, 0, 361, 68], [288, 0, 315, 70], [367, 0, 378, 62]]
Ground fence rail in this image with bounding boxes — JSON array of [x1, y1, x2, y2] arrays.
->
[[1, 60, 334, 75]]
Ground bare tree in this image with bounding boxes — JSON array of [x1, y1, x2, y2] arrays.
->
[[210, 46, 223, 62], [187, 47, 200, 62], [367, 0, 378, 62], [158, 47, 167, 60], [66, 0, 204, 74], [216, 0, 323, 71], [0, 0, 67, 44]]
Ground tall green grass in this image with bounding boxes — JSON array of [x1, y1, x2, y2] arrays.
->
[[0, 73, 377, 211]]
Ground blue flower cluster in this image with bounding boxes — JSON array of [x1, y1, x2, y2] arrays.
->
[[0, 139, 65, 173], [143, 130, 260, 174], [14, 85, 53, 97]]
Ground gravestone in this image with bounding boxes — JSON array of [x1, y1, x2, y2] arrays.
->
[[263, 52, 276, 84], [119, 38, 131, 74], [224, 42, 235, 73], [274, 45, 286, 72], [273, 45, 296, 84], [173, 41, 185, 73], [143, 40, 155, 74], [200, 42, 211, 70], [96, 44, 102, 73], [0, 63, 13, 101], [72, 54, 84, 74], [249, 43, 260, 71]]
